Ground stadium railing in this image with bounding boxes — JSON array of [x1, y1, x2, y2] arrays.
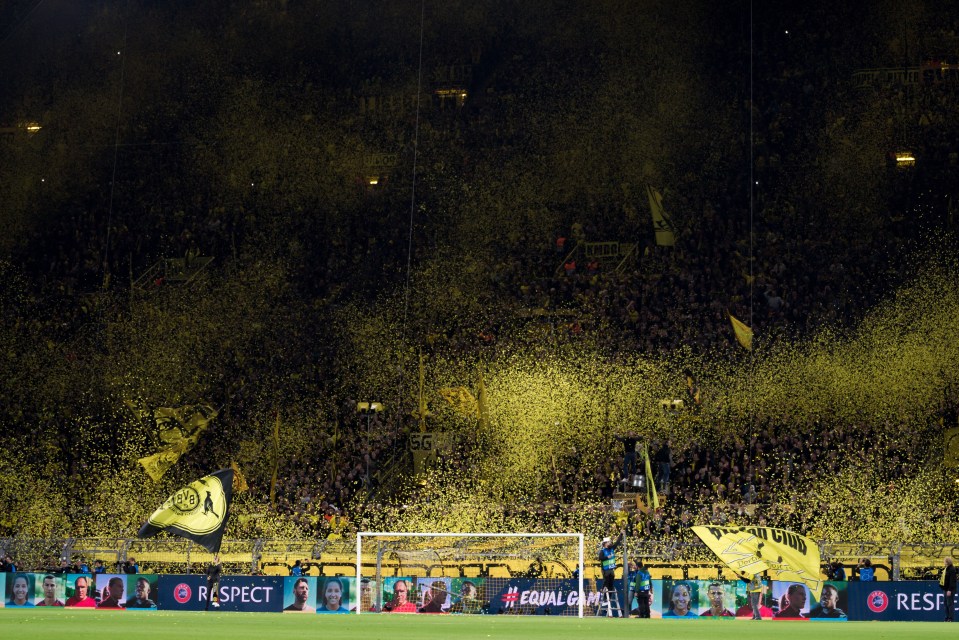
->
[[0, 537, 951, 581]]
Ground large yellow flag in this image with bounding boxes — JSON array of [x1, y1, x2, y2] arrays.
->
[[410, 351, 432, 431], [646, 185, 676, 247], [152, 404, 217, 445], [138, 468, 234, 553], [131, 402, 218, 481], [438, 386, 479, 417], [139, 448, 187, 483], [230, 461, 249, 493], [692, 525, 822, 599], [728, 311, 754, 350], [642, 443, 660, 509]]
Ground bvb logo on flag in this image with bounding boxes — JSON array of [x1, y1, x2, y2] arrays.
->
[[139, 469, 234, 552], [170, 486, 202, 513], [149, 475, 228, 535]]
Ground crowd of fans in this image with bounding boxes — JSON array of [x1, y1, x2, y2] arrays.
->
[[1, 4, 958, 551], [0, 554, 139, 575], [609, 417, 942, 545]]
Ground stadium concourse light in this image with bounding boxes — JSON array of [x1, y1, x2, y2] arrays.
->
[[895, 151, 915, 167], [357, 402, 384, 490]]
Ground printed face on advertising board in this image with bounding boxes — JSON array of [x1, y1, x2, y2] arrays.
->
[[283, 575, 316, 613], [317, 577, 350, 613], [771, 582, 810, 619], [65, 574, 96, 607], [124, 575, 158, 609], [382, 577, 417, 613], [7, 573, 35, 607], [416, 577, 451, 613]]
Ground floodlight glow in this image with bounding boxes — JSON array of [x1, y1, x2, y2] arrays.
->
[[895, 152, 915, 165]]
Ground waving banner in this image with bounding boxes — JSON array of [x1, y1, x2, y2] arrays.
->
[[727, 311, 753, 351], [692, 525, 822, 599], [646, 185, 676, 247], [127, 401, 219, 481], [138, 469, 233, 553]]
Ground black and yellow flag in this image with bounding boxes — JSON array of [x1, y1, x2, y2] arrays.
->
[[138, 468, 234, 553], [410, 351, 431, 432], [727, 311, 754, 351], [642, 443, 660, 509], [230, 461, 249, 493], [646, 185, 676, 247], [438, 386, 479, 417], [692, 525, 822, 599], [127, 400, 218, 481], [153, 404, 217, 446]]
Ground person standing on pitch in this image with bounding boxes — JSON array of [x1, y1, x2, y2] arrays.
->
[[941, 557, 957, 621], [747, 573, 765, 620], [205, 554, 222, 610], [598, 532, 624, 595], [631, 559, 652, 618]]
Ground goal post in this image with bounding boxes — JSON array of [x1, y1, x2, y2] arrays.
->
[[356, 532, 586, 617]]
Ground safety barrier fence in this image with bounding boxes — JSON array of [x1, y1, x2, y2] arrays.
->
[[1, 537, 955, 582]]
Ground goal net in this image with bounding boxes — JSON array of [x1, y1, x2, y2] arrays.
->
[[356, 532, 587, 617]]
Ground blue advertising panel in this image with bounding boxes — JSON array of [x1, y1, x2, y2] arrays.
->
[[157, 575, 284, 612], [848, 580, 955, 622], [7, 572, 950, 621], [487, 578, 602, 615], [157, 575, 207, 611], [215, 576, 284, 612], [649, 579, 768, 619]]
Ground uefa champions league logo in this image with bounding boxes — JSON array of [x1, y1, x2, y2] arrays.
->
[[867, 590, 888, 613], [174, 583, 193, 604]]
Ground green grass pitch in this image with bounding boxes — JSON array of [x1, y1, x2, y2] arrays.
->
[[0, 609, 952, 640]]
